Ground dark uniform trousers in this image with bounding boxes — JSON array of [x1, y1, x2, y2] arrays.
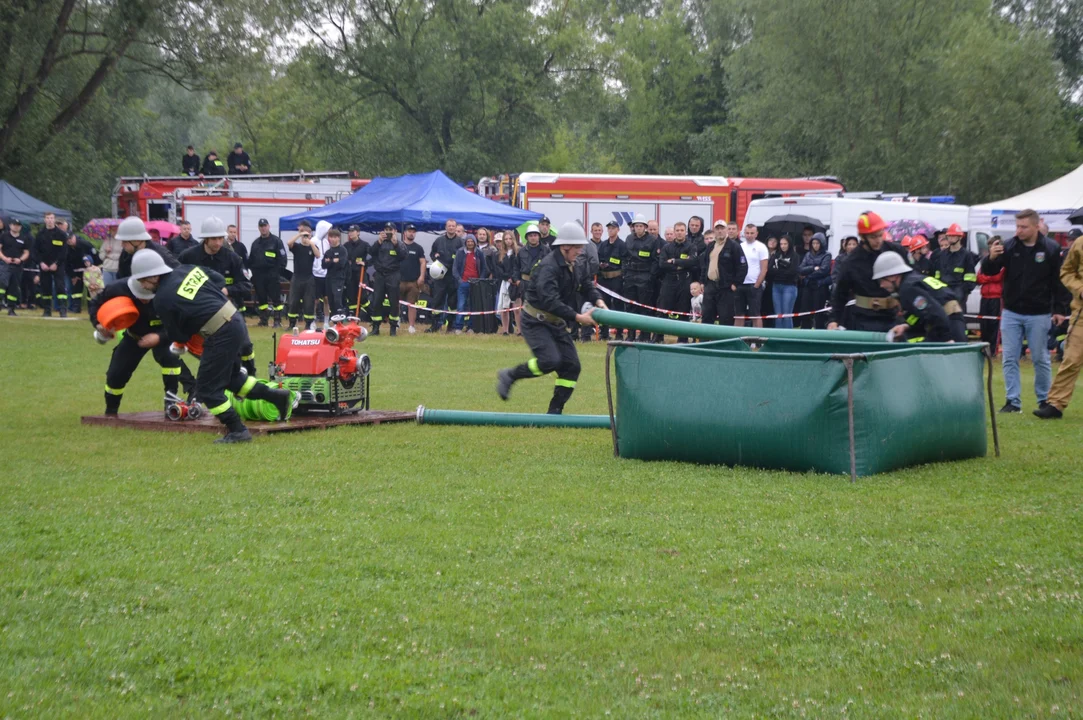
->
[[370, 271, 401, 328], [622, 271, 653, 340], [39, 269, 66, 310], [253, 271, 282, 323], [596, 276, 624, 340], [0, 264, 20, 306], [103, 333, 196, 414], [509, 316, 581, 414], [979, 297, 1001, 349], [429, 276, 457, 330], [850, 310, 898, 334], [199, 314, 279, 432], [286, 275, 316, 326], [701, 281, 735, 326], [658, 272, 692, 340]]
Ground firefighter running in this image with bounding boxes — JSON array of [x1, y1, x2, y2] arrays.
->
[[496, 223, 607, 415], [872, 252, 967, 343], [90, 237, 197, 416], [136, 252, 294, 443]]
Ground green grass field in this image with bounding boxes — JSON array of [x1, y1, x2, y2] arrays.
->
[[1, 315, 1080, 718]]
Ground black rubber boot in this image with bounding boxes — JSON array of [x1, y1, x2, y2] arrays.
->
[[371, 324, 381, 336], [258, 309, 269, 327], [247, 382, 294, 421], [104, 392, 122, 416], [272, 311, 282, 328], [214, 409, 252, 443], [547, 385, 575, 415]]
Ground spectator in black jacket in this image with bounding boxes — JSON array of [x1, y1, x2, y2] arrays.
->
[[798, 233, 832, 328], [981, 209, 1069, 413], [63, 230, 100, 313], [182, 146, 200, 176], [770, 237, 800, 328], [699, 221, 747, 327], [227, 143, 252, 175], [167, 221, 198, 257]]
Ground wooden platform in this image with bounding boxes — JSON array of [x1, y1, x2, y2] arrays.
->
[[80, 410, 416, 435]]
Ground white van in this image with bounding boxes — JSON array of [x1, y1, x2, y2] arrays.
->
[[743, 196, 982, 316], [743, 197, 973, 257]]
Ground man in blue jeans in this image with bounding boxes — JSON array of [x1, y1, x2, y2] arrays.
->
[[453, 235, 487, 333], [980, 209, 1069, 413]]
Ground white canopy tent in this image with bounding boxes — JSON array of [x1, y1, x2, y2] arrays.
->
[[969, 164, 1083, 238]]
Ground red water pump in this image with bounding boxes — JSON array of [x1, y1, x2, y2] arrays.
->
[[269, 315, 371, 414]]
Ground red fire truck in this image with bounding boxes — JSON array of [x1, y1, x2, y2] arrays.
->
[[112, 171, 369, 247], [512, 173, 844, 232]]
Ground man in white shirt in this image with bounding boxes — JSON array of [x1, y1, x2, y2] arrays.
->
[[738, 223, 770, 328]]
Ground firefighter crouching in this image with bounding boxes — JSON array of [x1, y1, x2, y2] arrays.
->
[[250, 218, 286, 328], [828, 211, 911, 333], [179, 216, 257, 376], [872, 252, 967, 343], [90, 244, 196, 417], [137, 251, 294, 443], [497, 222, 607, 415]]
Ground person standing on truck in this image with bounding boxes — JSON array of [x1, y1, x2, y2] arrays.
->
[[932, 223, 977, 305], [249, 218, 286, 328], [827, 212, 909, 333]]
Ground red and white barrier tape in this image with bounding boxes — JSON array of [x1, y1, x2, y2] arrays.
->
[[355, 281, 1010, 323], [593, 283, 833, 321]]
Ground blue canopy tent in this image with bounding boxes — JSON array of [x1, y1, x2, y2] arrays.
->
[[278, 170, 542, 232], [0, 181, 72, 225]]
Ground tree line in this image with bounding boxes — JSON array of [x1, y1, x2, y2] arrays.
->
[[2, 0, 1081, 223]]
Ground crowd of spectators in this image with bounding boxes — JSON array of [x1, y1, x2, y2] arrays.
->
[[182, 143, 252, 177]]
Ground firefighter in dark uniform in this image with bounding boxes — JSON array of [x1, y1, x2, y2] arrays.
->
[[344, 224, 370, 317], [142, 253, 294, 443], [0, 219, 31, 315], [872, 252, 967, 343], [179, 216, 257, 376], [33, 212, 68, 316], [932, 223, 977, 304], [908, 234, 934, 276], [116, 217, 178, 280], [227, 224, 248, 266], [596, 220, 628, 340], [623, 213, 656, 341], [90, 251, 196, 416], [367, 223, 408, 336], [657, 223, 698, 342], [517, 223, 548, 290], [249, 218, 286, 327], [427, 219, 463, 332], [496, 223, 607, 415], [828, 211, 910, 333]]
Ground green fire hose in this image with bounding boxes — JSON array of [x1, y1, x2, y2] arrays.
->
[[591, 309, 888, 343], [226, 382, 295, 422], [416, 406, 611, 429]]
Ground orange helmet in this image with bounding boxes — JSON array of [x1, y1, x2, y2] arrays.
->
[[97, 296, 139, 331], [857, 211, 888, 235], [900, 235, 913, 249], [945, 223, 965, 237], [909, 234, 929, 251]]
